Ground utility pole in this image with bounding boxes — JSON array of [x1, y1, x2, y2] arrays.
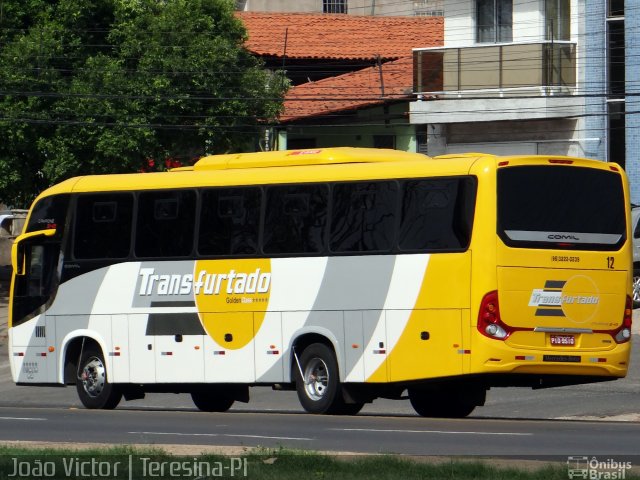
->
[[376, 54, 384, 97]]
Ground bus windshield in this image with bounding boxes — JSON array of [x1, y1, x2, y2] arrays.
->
[[497, 165, 626, 250]]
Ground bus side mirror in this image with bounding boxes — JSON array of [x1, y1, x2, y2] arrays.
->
[[11, 229, 57, 275]]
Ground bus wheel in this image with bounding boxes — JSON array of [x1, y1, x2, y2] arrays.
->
[[190, 391, 235, 412], [334, 402, 365, 415], [295, 343, 345, 414], [76, 346, 121, 410], [408, 388, 476, 418]]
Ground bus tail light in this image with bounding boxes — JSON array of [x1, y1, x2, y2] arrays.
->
[[614, 296, 632, 344], [477, 291, 510, 340]]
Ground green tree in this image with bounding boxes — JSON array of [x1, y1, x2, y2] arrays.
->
[[0, 0, 287, 207]]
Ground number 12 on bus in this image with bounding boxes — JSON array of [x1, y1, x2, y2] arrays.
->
[[9, 148, 633, 417]]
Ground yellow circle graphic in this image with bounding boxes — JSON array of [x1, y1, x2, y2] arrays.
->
[[194, 258, 271, 349], [560, 275, 600, 324]]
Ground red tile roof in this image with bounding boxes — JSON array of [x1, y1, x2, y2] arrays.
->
[[237, 12, 443, 60], [280, 56, 414, 122]]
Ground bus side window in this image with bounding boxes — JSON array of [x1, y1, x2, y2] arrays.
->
[[398, 178, 476, 252], [399, 179, 458, 251], [263, 184, 328, 255], [198, 187, 261, 256], [330, 181, 397, 253], [135, 190, 196, 258], [74, 193, 134, 259]]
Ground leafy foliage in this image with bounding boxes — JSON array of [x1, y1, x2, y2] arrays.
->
[[0, 0, 287, 207]]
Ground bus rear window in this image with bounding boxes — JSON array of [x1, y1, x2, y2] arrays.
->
[[497, 166, 626, 250]]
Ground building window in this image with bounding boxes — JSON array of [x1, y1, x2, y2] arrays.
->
[[414, 0, 444, 16], [606, 0, 625, 168], [373, 135, 396, 149], [323, 0, 347, 14], [608, 0, 624, 17], [608, 18, 625, 98], [545, 0, 570, 40], [608, 102, 625, 169], [476, 0, 512, 43], [288, 138, 317, 150]]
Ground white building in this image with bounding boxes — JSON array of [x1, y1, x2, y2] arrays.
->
[[235, 0, 443, 16], [409, 0, 586, 157]]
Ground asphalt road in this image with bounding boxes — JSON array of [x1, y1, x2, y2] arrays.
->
[[0, 335, 638, 459], [0, 405, 639, 458]]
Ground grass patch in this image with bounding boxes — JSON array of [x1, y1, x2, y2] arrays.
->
[[0, 445, 635, 480]]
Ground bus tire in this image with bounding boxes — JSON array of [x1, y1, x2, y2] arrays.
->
[[295, 343, 349, 415], [408, 388, 476, 418], [190, 391, 235, 412], [333, 402, 365, 415], [76, 345, 121, 410]]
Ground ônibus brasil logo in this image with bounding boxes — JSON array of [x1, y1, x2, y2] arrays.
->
[[567, 456, 632, 479]]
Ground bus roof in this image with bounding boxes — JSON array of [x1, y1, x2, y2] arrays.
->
[[191, 147, 426, 171], [32, 148, 619, 199]]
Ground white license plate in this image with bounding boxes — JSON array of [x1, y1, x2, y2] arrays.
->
[[550, 334, 575, 346]]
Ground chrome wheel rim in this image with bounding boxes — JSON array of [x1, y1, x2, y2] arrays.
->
[[303, 357, 329, 401], [634, 275, 640, 305], [80, 356, 106, 398]]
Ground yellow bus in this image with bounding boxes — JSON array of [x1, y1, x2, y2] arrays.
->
[[9, 147, 633, 417]]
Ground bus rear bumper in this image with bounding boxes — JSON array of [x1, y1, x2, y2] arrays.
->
[[471, 343, 630, 379]]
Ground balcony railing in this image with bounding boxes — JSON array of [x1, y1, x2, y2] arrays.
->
[[413, 41, 576, 96]]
